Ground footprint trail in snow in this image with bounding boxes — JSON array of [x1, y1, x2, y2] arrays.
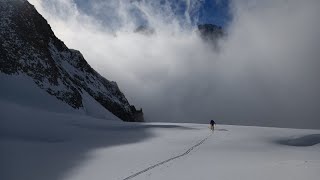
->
[[122, 132, 213, 180]]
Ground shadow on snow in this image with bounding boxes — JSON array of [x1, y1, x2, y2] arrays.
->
[[0, 102, 197, 180]]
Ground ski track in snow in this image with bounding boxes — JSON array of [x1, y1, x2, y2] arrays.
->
[[121, 132, 213, 180]]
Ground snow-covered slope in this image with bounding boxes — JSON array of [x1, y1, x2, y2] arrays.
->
[[1, 101, 319, 180], [0, 73, 121, 119], [62, 125, 320, 180], [0, 0, 143, 121]]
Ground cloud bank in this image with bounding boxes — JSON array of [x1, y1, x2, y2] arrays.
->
[[28, 0, 320, 129]]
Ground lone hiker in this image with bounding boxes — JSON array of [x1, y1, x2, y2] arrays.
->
[[210, 120, 216, 130]]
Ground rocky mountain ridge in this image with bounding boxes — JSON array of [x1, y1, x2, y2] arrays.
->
[[0, 0, 143, 122]]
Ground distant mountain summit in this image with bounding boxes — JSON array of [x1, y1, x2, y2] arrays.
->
[[197, 24, 224, 42], [0, 0, 143, 122]]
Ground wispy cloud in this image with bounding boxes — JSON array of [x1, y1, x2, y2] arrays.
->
[[28, 0, 320, 128]]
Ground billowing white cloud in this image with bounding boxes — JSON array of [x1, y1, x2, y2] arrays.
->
[[28, 0, 320, 129]]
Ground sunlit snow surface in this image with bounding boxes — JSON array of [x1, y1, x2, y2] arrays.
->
[[1, 82, 320, 180]]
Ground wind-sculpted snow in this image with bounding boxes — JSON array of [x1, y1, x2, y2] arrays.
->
[[277, 134, 320, 147], [0, 0, 142, 121]]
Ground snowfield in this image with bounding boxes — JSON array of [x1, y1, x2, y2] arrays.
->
[[1, 102, 320, 180], [1, 75, 320, 180]]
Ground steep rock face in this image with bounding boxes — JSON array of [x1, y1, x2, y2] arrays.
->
[[0, 0, 142, 122]]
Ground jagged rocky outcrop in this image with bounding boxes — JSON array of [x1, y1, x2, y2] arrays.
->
[[130, 105, 144, 122], [0, 0, 143, 122], [197, 24, 224, 46]]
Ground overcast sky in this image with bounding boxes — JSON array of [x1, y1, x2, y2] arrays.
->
[[29, 0, 320, 129]]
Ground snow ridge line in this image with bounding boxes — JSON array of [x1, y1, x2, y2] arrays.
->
[[122, 133, 212, 180]]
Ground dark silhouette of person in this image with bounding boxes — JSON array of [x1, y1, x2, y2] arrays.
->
[[210, 120, 216, 130]]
